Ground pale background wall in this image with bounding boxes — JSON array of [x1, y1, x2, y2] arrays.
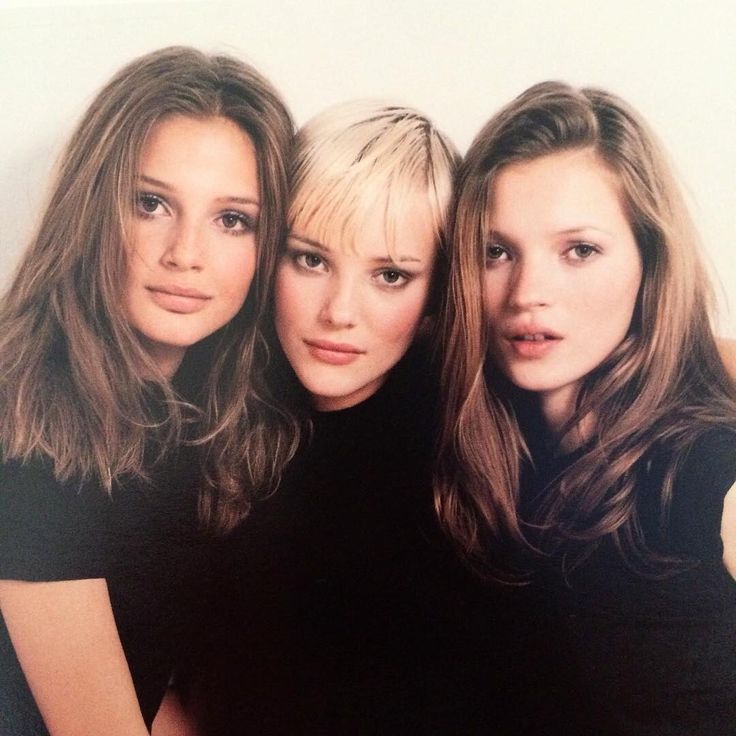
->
[[1, 0, 734, 334]]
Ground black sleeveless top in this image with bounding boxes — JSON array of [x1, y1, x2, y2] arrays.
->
[[524, 427, 736, 735]]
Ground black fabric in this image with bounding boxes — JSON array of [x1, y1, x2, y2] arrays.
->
[[189, 348, 575, 735], [524, 427, 736, 735], [0, 445, 212, 733]]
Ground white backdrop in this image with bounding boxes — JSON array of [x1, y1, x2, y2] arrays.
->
[[1, 0, 734, 334]]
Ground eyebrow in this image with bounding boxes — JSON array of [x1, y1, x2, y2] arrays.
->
[[288, 234, 423, 264], [557, 226, 614, 237], [138, 175, 260, 207], [488, 225, 614, 242]]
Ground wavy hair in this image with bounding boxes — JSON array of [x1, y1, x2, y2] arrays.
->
[[0, 46, 300, 532], [436, 81, 736, 573]]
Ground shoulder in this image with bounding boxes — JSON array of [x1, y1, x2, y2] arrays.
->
[[665, 426, 736, 560], [0, 455, 110, 581], [674, 427, 736, 501]]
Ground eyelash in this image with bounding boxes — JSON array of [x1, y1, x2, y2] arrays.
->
[[136, 192, 167, 219], [134, 193, 256, 236], [484, 241, 602, 264], [485, 243, 509, 262], [565, 242, 601, 261], [290, 250, 327, 272], [288, 249, 412, 289], [374, 268, 411, 288]]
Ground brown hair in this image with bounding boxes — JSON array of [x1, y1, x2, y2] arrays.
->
[[437, 81, 736, 573], [0, 46, 299, 532]]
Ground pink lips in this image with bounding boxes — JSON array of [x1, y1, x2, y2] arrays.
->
[[304, 338, 364, 365], [146, 284, 211, 314], [504, 326, 562, 359]]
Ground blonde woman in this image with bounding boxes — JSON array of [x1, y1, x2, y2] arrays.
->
[[187, 101, 568, 734], [438, 82, 736, 734], [0, 47, 297, 734]]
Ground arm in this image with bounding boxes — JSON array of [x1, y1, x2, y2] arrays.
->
[[152, 688, 202, 736], [0, 577, 149, 736], [722, 480, 736, 579]]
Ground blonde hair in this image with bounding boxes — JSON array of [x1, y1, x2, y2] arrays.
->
[[0, 46, 299, 532], [265, 99, 459, 415], [288, 100, 457, 262], [437, 81, 736, 573]]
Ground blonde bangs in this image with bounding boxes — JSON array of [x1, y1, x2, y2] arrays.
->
[[288, 99, 457, 257]]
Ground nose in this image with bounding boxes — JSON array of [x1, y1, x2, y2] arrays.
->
[[318, 274, 357, 328], [161, 218, 203, 271], [507, 255, 552, 310]]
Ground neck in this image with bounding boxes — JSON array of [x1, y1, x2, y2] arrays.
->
[[539, 384, 591, 454], [136, 334, 184, 379]]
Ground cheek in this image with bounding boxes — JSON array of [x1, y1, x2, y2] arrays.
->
[[219, 248, 258, 304], [129, 218, 165, 264], [577, 267, 641, 345], [371, 287, 429, 347], [482, 272, 504, 322]]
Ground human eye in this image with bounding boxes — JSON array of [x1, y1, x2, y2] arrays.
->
[[375, 267, 410, 289], [217, 210, 257, 237], [485, 242, 511, 266], [289, 248, 327, 273], [135, 192, 167, 219], [565, 242, 601, 262]]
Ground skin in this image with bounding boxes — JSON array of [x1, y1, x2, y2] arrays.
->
[[126, 114, 260, 377], [0, 115, 262, 735], [151, 690, 201, 736], [275, 193, 437, 411], [483, 148, 642, 442], [0, 579, 149, 735], [483, 147, 735, 580]]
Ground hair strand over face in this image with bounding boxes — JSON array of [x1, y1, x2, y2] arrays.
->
[[435, 81, 736, 576], [0, 46, 301, 532]]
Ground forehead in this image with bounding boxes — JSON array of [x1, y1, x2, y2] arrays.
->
[[487, 149, 627, 230], [292, 188, 439, 263], [140, 114, 257, 170]]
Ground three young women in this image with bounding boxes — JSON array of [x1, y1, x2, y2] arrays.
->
[[0, 46, 297, 734], [438, 81, 736, 734]]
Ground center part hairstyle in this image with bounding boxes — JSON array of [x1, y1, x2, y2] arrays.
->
[[0, 46, 299, 532], [437, 81, 736, 573]]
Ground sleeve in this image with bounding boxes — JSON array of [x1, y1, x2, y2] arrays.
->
[[0, 458, 110, 581], [668, 427, 736, 561]]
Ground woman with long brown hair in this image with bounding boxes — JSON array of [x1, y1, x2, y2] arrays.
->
[[0, 46, 297, 734], [437, 81, 736, 733]]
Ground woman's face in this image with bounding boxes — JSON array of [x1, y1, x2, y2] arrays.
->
[[125, 114, 260, 376], [275, 195, 437, 411], [483, 148, 642, 424]]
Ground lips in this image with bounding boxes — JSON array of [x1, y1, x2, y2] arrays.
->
[[146, 284, 211, 314], [304, 338, 364, 366], [504, 326, 562, 358]]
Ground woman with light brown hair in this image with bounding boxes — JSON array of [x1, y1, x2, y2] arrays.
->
[[437, 81, 736, 733], [0, 46, 297, 734]]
